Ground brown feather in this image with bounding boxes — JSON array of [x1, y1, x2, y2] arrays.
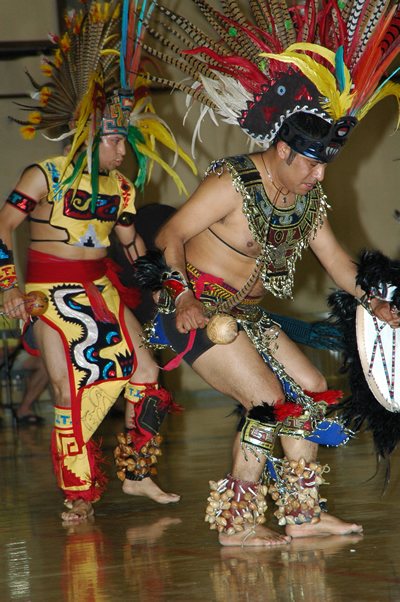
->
[[139, 72, 218, 109]]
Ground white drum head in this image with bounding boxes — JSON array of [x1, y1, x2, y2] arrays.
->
[[356, 305, 400, 412]]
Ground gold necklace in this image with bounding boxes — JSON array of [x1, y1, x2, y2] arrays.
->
[[260, 153, 289, 204]]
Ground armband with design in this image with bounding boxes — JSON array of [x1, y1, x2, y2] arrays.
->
[[162, 270, 190, 303], [0, 264, 18, 291], [6, 189, 37, 214], [0, 240, 18, 291]]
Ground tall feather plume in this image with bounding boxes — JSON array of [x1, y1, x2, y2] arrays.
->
[[139, 0, 400, 153], [268, 0, 296, 49], [146, 28, 220, 78], [9, 0, 121, 139], [348, 0, 390, 70], [191, 0, 260, 58], [150, 14, 231, 64], [154, 5, 232, 54], [118, 0, 198, 191], [248, 0, 272, 31]]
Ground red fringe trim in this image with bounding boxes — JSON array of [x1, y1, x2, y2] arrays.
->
[[51, 432, 108, 503]]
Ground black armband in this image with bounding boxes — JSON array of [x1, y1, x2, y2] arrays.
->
[[6, 189, 37, 214], [116, 211, 135, 227]]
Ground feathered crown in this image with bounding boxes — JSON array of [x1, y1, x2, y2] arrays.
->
[[141, 0, 400, 162], [9, 0, 196, 200]]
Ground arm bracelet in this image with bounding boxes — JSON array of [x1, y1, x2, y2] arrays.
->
[[162, 270, 190, 302], [0, 264, 19, 292], [356, 292, 375, 316]]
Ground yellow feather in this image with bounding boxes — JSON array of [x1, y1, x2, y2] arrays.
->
[[135, 142, 189, 196], [138, 118, 197, 175], [100, 49, 120, 56], [261, 43, 354, 120], [356, 82, 400, 126]]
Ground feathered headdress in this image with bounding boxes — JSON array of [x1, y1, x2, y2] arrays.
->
[[9, 0, 196, 204], [141, 0, 400, 162]]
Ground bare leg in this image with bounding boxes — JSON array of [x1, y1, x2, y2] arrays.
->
[[191, 328, 361, 544], [121, 307, 180, 504], [193, 333, 291, 546], [15, 354, 49, 420]]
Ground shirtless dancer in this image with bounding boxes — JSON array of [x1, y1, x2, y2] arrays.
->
[[140, 112, 398, 546], [137, 1, 400, 544]]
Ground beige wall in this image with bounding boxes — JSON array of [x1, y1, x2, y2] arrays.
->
[[1, 1, 399, 391], [0, 0, 58, 41]]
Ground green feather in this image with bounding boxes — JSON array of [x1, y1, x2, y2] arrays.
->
[[90, 141, 100, 214], [128, 126, 148, 191]]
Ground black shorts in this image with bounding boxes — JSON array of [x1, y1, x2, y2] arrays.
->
[[160, 312, 215, 367]]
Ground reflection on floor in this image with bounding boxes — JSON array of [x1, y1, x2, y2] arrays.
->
[[0, 391, 400, 602]]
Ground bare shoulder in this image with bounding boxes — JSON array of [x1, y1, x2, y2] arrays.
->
[[157, 164, 243, 244], [188, 163, 242, 213], [16, 164, 48, 200]]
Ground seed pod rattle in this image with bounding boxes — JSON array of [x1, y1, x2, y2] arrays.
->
[[24, 291, 49, 316]]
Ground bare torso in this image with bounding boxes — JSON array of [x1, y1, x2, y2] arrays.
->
[[185, 213, 266, 296], [184, 153, 296, 297]]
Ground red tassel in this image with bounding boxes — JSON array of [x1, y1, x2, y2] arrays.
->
[[51, 432, 108, 503], [83, 282, 118, 324], [104, 257, 141, 309], [127, 386, 183, 450]]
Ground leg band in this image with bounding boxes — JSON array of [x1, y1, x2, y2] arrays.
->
[[114, 384, 182, 481], [269, 458, 329, 526], [205, 474, 268, 535], [124, 383, 182, 449]]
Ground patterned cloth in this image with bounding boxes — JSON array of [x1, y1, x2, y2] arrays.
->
[[20, 155, 138, 502]]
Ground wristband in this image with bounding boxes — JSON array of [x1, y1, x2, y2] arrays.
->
[[162, 270, 190, 302], [0, 264, 19, 291], [356, 292, 375, 316]]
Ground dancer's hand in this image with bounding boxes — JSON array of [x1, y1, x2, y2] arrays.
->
[[175, 290, 209, 333], [2, 287, 29, 322]]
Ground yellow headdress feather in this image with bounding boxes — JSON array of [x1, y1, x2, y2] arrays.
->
[[261, 43, 354, 120]]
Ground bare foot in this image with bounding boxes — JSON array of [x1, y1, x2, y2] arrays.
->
[[285, 513, 363, 538], [122, 477, 180, 504], [61, 499, 94, 521], [219, 524, 291, 547]]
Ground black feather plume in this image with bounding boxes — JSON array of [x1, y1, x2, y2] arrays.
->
[[133, 249, 169, 292]]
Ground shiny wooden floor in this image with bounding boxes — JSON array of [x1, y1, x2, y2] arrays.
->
[[1, 391, 400, 602]]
